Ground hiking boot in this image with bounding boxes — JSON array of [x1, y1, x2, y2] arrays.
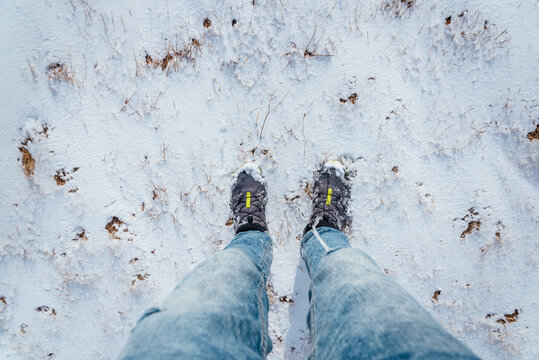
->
[[230, 164, 268, 234], [304, 160, 351, 234]]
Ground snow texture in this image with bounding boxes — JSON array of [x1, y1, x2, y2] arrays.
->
[[0, 0, 538, 359], [322, 159, 346, 178], [239, 162, 265, 184]]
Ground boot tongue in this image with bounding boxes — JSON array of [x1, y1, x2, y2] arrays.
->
[[248, 216, 253, 223]]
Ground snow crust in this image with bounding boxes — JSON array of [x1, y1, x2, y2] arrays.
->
[[323, 160, 346, 178], [239, 162, 265, 184], [0, 0, 538, 359]]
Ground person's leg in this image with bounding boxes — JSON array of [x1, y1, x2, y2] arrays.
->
[[119, 230, 273, 360], [301, 227, 480, 360]]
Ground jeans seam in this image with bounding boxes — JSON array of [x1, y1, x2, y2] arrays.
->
[[310, 283, 317, 359], [257, 236, 272, 358]]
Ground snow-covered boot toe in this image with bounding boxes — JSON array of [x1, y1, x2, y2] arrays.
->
[[230, 164, 268, 234], [304, 160, 351, 234]]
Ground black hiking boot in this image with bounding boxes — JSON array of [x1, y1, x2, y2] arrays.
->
[[230, 164, 268, 234], [304, 160, 351, 234]]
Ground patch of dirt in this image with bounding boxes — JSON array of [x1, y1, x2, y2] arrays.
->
[[459, 208, 481, 238], [203, 18, 211, 28], [131, 273, 149, 286], [340, 93, 358, 104], [504, 309, 519, 323], [19, 122, 49, 178], [392, 166, 399, 173], [54, 167, 78, 186], [19, 147, 35, 177], [226, 217, 234, 226], [486, 309, 520, 325], [461, 220, 481, 238], [279, 295, 294, 304], [232, 19, 237, 26], [105, 216, 125, 240], [0, 296, 6, 306], [527, 124, 539, 141], [36, 306, 56, 315], [432, 290, 441, 303], [73, 228, 87, 241]]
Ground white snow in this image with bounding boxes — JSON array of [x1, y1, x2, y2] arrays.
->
[[0, 0, 538, 359], [322, 159, 346, 178], [239, 162, 265, 184]]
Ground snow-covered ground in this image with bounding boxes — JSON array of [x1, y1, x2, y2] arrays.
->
[[1, 0, 538, 359]]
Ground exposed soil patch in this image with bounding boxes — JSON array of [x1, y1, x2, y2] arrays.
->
[[279, 295, 294, 304], [461, 220, 481, 238], [459, 208, 481, 238], [0, 296, 6, 306], [19, 122, 49, 178], [340, 93, 358, 104], [432, 290, 441, 302], [504, 309, 519, 323], [392, 166, 399, 173], [527, 124, 539, 141], [131, 273, 149, 286], [19, 147, 36, 177], [226, 217, 234, 226], [486, 309, 520, 325], [73, 228, 87, 241], [203, 18, 211, 28], [54, 167, 78, 186], [36, 306, 56, 315], [105, 216, 125, 239]]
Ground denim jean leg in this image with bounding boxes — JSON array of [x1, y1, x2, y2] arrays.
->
[[301, 228, 480, 360], [118, 230, 273, 360]]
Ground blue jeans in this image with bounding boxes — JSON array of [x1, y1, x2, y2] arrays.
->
[[119, 228, 479, 359]]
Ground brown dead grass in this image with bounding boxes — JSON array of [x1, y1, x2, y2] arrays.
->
[[47, 62, 76, 84], [382, 0, 416, 18], [145, 38, 202, 73]]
